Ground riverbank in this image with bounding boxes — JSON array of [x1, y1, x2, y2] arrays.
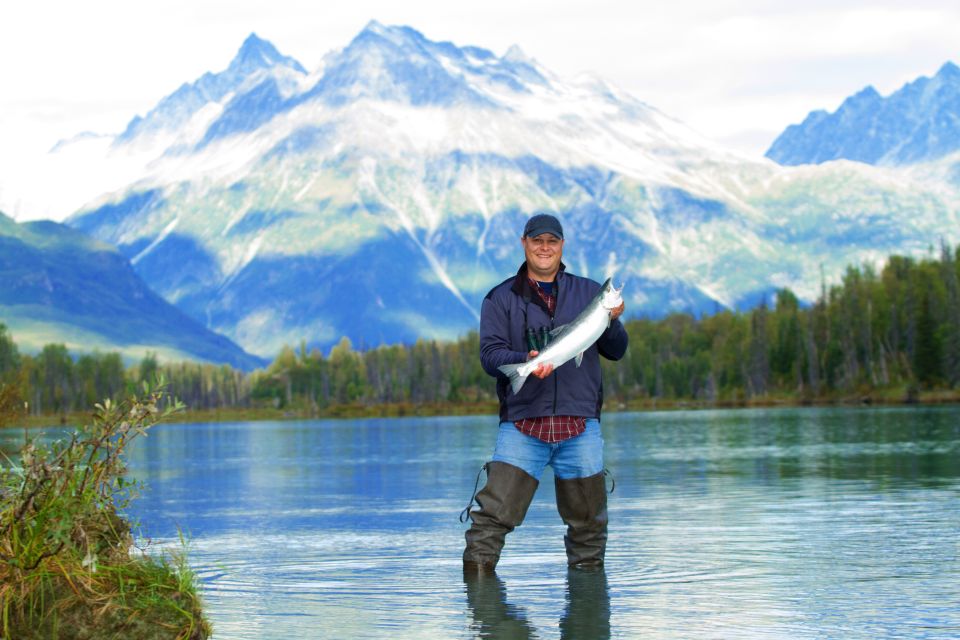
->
[[9, 386, 960, 429], [0, 386, 211, 639]]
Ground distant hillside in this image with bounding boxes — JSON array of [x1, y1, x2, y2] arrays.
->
[[0, 212, 265, 369], [766, 62, 960, 166]]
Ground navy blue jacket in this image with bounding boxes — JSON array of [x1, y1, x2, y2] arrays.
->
[[480, 262, 629, 422]]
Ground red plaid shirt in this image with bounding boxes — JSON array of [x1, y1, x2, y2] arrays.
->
[[515, 277, 587, 443], [515, 415, 587, 443]]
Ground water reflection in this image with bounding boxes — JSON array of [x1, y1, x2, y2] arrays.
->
[[464, 569, 610, 640], [464, 572, 536, 639], [560, 569, 610, 640]]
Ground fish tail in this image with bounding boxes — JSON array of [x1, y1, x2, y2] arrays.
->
[[497, 363, 528, 395]]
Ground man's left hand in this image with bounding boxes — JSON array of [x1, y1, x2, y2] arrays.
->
[[610, 302, 625, 322], [527, 350, 554, 379]]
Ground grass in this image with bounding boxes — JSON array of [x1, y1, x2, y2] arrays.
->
[[0, 379, 211, 640], [616, 387, 960, 411], [9, 386, 960, 431], [13, 400, 503, 428]]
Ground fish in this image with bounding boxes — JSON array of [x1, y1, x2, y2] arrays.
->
[[498, 278, 624, 395]]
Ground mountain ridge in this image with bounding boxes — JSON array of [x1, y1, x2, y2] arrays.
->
[[0, 212, 266, 369], [117, 32, 307, 144], [30, 24, 960, 357], [766, 61, 960, 166]]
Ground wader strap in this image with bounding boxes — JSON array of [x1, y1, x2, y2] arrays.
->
[[603, 468, 615, 494], [459, 462, 489, 523]]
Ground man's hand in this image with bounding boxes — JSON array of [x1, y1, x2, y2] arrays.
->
[[610, 302, 625, 322], [527, 350, 554, 379]]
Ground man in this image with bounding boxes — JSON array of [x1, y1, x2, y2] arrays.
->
[[463, 212, 627, 573]]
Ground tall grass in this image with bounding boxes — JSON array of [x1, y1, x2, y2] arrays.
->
[[0, 379, 211, 639]]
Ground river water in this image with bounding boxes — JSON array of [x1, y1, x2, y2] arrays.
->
[[6, 406, 960, 638]]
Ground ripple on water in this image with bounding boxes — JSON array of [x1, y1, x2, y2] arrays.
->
[[120, 409, 960, 639]]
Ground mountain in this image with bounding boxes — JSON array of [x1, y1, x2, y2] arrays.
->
[[56, 23, 960, 357], [766, 62, 960, 166], [119, 33, 307, 144], [0, 212, 265, 369]]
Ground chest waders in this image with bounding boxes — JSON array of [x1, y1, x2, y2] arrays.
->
[[554, 472, 608, 568], [462, 461, 539, 573], [461, 462, 610, 571]]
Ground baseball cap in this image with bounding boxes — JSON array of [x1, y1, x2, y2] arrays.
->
[[523, 213, 564, 240]]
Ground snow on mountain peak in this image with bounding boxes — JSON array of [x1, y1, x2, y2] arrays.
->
[[843, 86, 882, 109], [231, 33, 307, 75], [936, 61, 960, 79], [112, 33, 306, 147], [503, 44, 533, 66], [360, 19, 388, 37], [766, 59, 960, 166], [350, 20, 430, 54]]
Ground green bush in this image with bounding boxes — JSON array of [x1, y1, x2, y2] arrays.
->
[[0, 380, 210, 639]]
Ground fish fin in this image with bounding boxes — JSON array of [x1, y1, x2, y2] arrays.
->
[[549, 324, 568, 338], [498, 363, 529, 395], [575, 351, 584, 367]]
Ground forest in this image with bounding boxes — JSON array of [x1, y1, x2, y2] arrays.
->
[[1, 242, 958, 422]]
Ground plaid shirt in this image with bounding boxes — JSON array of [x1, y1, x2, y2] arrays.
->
[[515, 415, 587, 443], [515, 277, 587, 443]]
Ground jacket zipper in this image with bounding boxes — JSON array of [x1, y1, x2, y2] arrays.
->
[[551, 275, 559, 416]]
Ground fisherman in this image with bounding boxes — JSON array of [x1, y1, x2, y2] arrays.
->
[[462, 212, 627, 573]]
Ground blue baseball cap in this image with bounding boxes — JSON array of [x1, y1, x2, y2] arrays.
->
[[523, 213, 564, 240]]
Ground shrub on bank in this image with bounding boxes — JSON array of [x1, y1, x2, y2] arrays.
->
[[0, 380, 210, 640]]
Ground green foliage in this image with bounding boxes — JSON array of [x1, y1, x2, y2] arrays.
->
[[599, 244, 960, 402], [0, 380, 210, 639], [0, 380, 24, 430], [0, 324, 20, 379], [242, 331, 491, 413]]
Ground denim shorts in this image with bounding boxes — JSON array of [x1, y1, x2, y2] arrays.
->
[[491, 419, 604, 480]]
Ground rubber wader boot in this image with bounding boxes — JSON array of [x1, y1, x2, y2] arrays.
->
[[463, 461, 539, 573], [554, 472, 608, 568]]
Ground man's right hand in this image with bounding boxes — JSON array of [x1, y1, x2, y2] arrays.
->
[[527, 350, 554, 379]]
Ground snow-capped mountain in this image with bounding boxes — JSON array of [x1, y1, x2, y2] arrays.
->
[[766, 62, 960, 166], [119, 33, 308, 145], [56, 22, 960, 357]]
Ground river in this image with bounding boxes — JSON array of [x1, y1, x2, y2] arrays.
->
[[6, 405, 960, 638]]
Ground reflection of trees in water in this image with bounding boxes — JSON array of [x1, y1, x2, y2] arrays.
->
[[464, 569, 610, 640], [603, 406, 960, 487]]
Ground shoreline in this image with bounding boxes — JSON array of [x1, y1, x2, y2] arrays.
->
[[8, 389, 960, 429]]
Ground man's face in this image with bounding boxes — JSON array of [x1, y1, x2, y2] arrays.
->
[[522, 233, 564, 278]]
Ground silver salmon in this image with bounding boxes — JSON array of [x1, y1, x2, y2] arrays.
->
[[498, 278, 624, 395]]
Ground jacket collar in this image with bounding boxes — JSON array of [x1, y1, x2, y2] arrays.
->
[[511, 261, 566, 308]]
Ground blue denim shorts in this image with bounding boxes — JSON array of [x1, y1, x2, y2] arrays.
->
[[491, 419, 604, 480]]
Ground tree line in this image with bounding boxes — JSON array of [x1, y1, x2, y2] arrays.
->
[[1, 243, 958, 419], [601, 241, 960, 404]]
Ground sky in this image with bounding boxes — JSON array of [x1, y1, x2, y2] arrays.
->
[[2, 0, 960, 221]]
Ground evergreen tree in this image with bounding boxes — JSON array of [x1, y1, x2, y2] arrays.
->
[[747, 302, 770, 397], [940, 240, 960, 387], [0, 323, 20, 379], [914, 288, 941, 386]]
